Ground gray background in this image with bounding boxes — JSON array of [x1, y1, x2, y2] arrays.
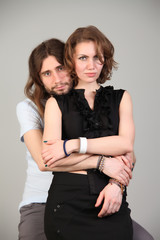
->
[[0, 0, 160, 239]]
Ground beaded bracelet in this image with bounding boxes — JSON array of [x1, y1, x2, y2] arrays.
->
[[63, 140, 71, 157], [97, 155, 105, 172], [109, 178, 125, 195], [97, 155, 103, 169]]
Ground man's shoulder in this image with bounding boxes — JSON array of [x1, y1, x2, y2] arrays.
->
[[16, 98, 39, 114]]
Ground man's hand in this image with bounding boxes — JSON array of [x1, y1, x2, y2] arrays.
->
[[95, 183, 122, 218], [102, 156, 132, 186]]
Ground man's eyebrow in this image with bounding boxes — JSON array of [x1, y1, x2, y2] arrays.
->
[[40, 64, 63, 75], [56, 64, 63, 69], [40, 70, 50, 75]]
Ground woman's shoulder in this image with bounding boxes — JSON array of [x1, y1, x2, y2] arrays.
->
[[52, 89, 74, 111], [102, 85, 125, 92], [99, 85, 126, 108], [47, 93, 68, 114], [102, 85, 125, 97]]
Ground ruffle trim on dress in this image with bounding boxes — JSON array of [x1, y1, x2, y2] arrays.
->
[[70, 86, 114, 135]]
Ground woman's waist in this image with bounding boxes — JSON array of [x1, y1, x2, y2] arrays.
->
[[70, 170, 87, 175], [52, 170, 110, 195], [52, 172, 88, 186]]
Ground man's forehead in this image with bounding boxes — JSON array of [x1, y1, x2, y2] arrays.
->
[[40, 56, 62, 72]]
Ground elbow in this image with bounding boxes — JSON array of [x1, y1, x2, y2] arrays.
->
[[126, 141, 134, 153]]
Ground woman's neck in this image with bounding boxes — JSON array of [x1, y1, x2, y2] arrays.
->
[[75, 81, 100, 94]]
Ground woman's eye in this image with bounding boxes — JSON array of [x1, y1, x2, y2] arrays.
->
[[94, 55, 101, 61], [94, 55, 103, 64], [79, 56, 87, 60]]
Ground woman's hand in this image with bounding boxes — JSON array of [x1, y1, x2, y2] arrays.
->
[[95, 183, 122, 217], [42, 139, 65, 166], [42, 139, 80, 166], [102, 155, 132, 186], [124, 152, 136, 170]]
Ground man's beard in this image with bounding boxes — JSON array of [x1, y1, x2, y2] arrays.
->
[[49, 82, 72, 96]]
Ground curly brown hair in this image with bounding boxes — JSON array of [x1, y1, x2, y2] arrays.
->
[[24, 38, 65, 118], [64, 25, 117, 87]]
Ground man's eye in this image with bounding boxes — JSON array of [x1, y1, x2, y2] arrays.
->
[[44, 72, 50, 76], [58, 66, 64, 71]]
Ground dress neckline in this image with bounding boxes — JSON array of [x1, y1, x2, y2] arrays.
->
[[68, 85, 114, 135], [72, 86, 103, 112], [73, 85, 103, 94]]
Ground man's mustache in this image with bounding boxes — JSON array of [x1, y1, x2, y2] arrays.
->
[[51, 82, 70, 91]]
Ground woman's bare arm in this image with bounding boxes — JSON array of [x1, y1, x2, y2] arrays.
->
[[42, 91, 135, 163], [24, 128, 94, 172]]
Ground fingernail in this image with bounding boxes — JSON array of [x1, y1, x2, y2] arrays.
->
[[45, 164, 48, 167], [131, 167, 133, 171], [43, 141, 48, 143], [132, 162, 135, 166]]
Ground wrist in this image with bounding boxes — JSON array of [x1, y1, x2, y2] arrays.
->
[[67, 139, 80, 154], [89, 155, 99, 169], [97, 155, 105, 172], [79, 137, 87, 154], [109, 178, 125, 195], [100, 156, 112, 175]]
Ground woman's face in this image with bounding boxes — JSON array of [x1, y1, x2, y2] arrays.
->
[[73, 41, 104, 85]]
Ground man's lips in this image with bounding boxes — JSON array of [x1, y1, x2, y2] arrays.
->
[[57, 86, 65, 89], [54, 85, 66, 90]]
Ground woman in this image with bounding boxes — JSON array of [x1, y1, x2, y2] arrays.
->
[[42, 26, 135, 239]]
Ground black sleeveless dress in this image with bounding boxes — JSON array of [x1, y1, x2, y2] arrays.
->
[[44, 86, 133, 240]]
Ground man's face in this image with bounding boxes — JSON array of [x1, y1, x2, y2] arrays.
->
[[40, 55, 72, 95]]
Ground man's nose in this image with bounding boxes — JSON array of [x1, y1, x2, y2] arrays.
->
[[52, 72, 61, 83]]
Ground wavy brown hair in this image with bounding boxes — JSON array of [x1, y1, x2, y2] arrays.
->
[[64, 25, 117, 86], [24, 38, 65, 118]]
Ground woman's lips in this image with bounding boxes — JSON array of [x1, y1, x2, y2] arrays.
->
[[85, 73, 96, 77]]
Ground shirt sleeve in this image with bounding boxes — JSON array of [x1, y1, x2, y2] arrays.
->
[[16, 99, 43, 142]]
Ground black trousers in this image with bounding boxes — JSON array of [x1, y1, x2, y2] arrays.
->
[[44, 172, 133, 240]]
